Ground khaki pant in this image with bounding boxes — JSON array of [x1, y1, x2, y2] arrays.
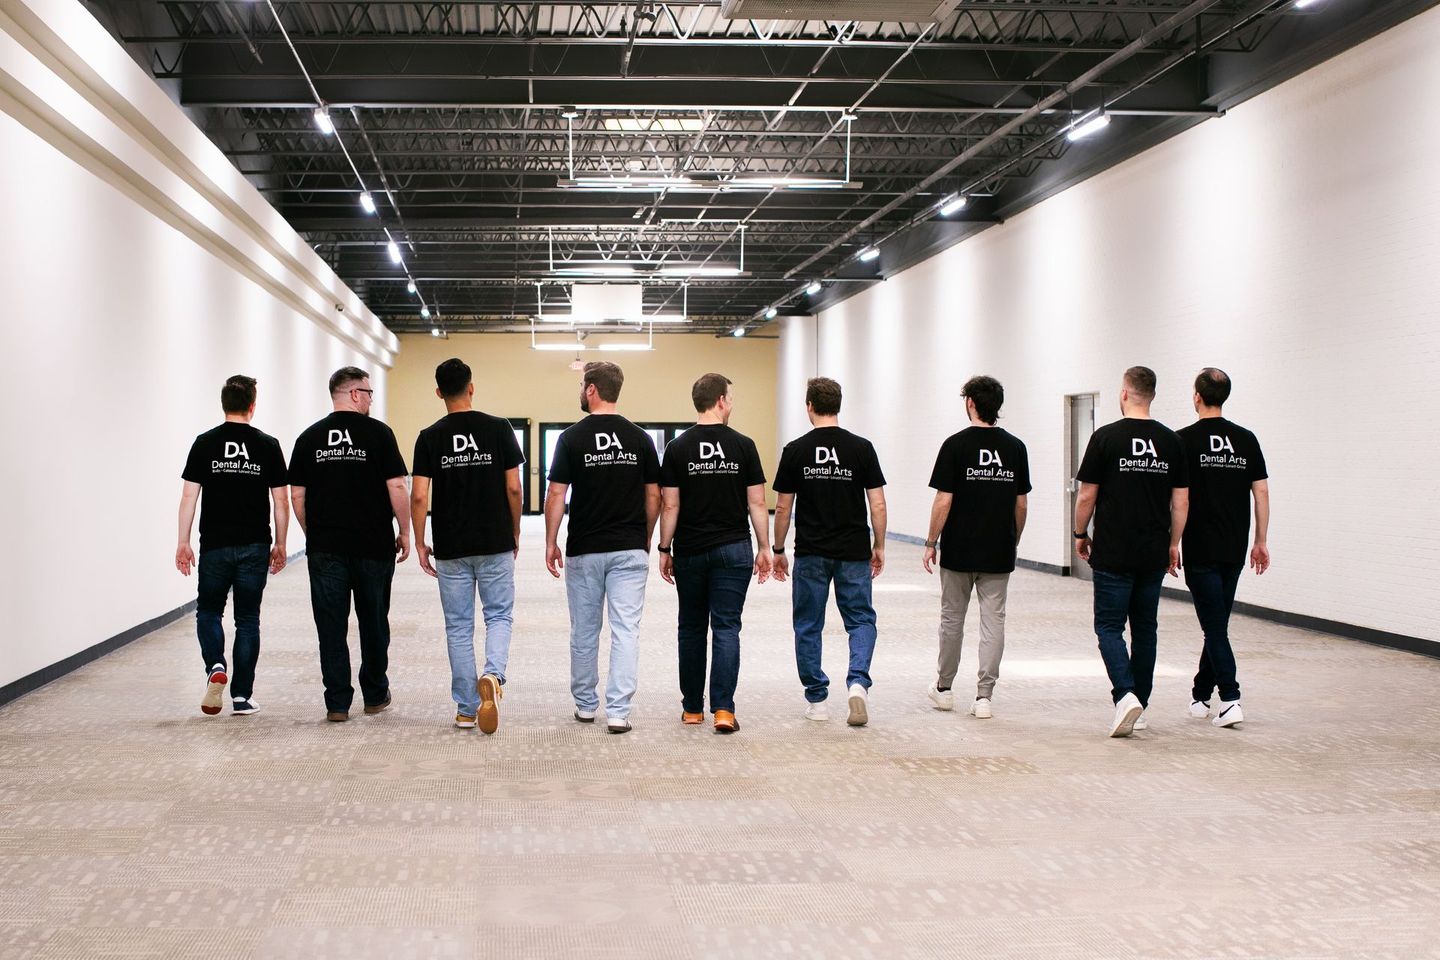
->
[[937, 569, 1010, 699]]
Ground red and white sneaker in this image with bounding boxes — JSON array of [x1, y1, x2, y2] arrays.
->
[[201, 664, 227, 715]]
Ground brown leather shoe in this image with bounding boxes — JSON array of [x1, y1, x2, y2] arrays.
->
[[681, 711, 704, 725], [477, 675, 502, 734], [363, 692, 392, 715], [713, 710, 739, 733], [325, 711, 349, 723]]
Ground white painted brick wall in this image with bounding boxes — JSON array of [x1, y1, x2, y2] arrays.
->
[[778, 7, 1440, 643]]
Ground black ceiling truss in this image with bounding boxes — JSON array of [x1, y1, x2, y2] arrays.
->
[[86, 0, 1437, 333]]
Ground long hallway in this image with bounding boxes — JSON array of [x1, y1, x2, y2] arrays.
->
[[1, 519, 1437, 959]]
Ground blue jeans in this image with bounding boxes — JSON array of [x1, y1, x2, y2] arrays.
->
[[565, 549, 649, 719], [436, 552, 516, 715], [674, 540, 753, 714], [195, 544, 269, 700], [1092, 567, 1165, 706], [1185, 562, 1244, 703], [792, 555, 877, 703], [307, 551, 394, 713]]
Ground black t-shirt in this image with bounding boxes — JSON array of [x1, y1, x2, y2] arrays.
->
[[1177, 417, 1268, 566], [548, 414, 661, 557], [659, 424, 767, 557], [928, 426, 1032, 574], [413, 411, 525, 560], [288, 411, 408, 560], [181, 423, 287, 553], [773, 426, 886, 562], [1076, 418, 1189, 573]]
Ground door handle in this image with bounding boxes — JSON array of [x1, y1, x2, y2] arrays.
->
[[1065, 478, 1078, 493]]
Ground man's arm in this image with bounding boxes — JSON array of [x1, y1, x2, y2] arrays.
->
[[290, 486, 306, 533], [1015, 494, 1029, 544], [1250, 479, 1271, 574], [922, 491, 953, 575], [387, 477, 412, 563], [544, 481, 568, 578], [1073, 482, 1098, 561], [1167, 487, 1189, 577], [410, 475, 434, 577], [657, 487, 680, 584], [772, 493, 795, 581], [867, 487, 888, 579], [269, 487, 290, 574], [747, 484, 772, 584], [644, 483, 661, 547], [176, 481, 201, 575], [506, 467, 523, 556]]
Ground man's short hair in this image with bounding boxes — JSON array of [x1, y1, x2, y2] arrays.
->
[[1123, 365, 1157, 401], [329, 365, 370, 395], [961, 375, 1004, 425], [806, 377, 843, 416], [435, 358, 472, 399], [583, 361, 624, 402], [1194, 367, 1231, 408], [220, 375, 257, 414], [691, 373, 733, 413]]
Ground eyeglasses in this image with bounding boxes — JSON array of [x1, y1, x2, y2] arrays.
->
[[352, 387, 374, 396]]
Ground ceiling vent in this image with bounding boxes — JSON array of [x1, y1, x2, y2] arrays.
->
[[719, 0, 959, 20]]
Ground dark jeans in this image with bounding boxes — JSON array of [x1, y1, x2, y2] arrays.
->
[[1092, 567, 1165, 707], [793, 555, 877, 703], [1185, 562, 1244, 703], [674, 540, 753, 714], [195, 544, 269, 700], [307, 551, 395, 713]]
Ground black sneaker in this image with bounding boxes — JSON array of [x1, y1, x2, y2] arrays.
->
[[232, 697, 260, 716]]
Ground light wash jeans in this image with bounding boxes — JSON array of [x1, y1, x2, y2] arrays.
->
[[435, 552, 516, 715], [565, 549, 649, 719]]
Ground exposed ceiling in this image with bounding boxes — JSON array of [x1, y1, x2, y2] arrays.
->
[[88, 0, 1434, 335]]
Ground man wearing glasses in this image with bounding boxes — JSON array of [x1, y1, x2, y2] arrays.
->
[[289, 366, 411, 722]]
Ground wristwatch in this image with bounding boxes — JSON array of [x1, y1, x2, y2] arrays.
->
[[1074, 530, 1090, 539], [924, 540, 939, 549], [657, 545, 672, 554], [773, 546, 785, 555]]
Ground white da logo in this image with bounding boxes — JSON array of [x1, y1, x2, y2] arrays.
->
[[815, 447, 840, 465], [453, 434, 479, 453], [595, 433, 624, 451], [979, 449, 1003, 467], [1209, 435, 1235, 454], [223, 441, 250, 460], [327, 429, 353, 446], [1131, 438, 1158, 457], [699, 441, 726, 460]]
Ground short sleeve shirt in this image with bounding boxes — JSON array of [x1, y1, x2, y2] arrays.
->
[[1076, 418, 1189, 573], [413, 411, 525, 560], [659, 423, 766, 557], [288, 411, 408, 560], [773, 426, 886, 562], [928, 426, 1032, 573], [1177, 417, 1268, 566], [181, 422, 287, 552], [548, 414, 661, 556]]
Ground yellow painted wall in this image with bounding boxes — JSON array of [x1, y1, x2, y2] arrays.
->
[[388, 333, 779, 511]]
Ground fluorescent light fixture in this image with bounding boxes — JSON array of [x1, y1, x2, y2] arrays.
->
[[765, 307, 778, 319], [539, 314, 691, 325], [660, 217, 745, 225], [420, 305, 431, 319], [603, 118, 704, 132], [552, 266, 638, 277], [359, 192, 376, 214], [732, 327, 746, 338], [406, 280, 417, 295], [559, 105, 579, 120], [561, 176, 696, 192], [1293, 0, 1320, 6], [655, 266, 740, 277], [313, 108, 334, 135], [597, 343, 653, 352], [387, 240, 402, 264], [859, 247, 880, 262], [1066, 111, 1111, 141], [805, 281, 822, 296], [534, 343, 586, 352], [939, 194, 968, 216]]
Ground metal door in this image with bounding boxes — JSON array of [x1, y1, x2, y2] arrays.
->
[[1065, 394, 1097, 580]]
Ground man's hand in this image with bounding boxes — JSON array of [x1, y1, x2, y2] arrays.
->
[[754, 548, 773, 584], [417, 542, 437, 578], [870, 547, 885, 579], [175, 543, 195, 576], [773, 554, 790, 582], [269, 545, 287, 575], [1250, 541, 1271, 575], [546, 544, 565, 579], [395, 533, 411, 564], [922, 545, 937, 574], [1076, 536, 1092, 562], [1167, 545, 1181, 577], [659, 552, 675, 585]]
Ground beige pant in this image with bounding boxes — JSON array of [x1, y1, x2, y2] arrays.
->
[[937, 569, 1010, 699]]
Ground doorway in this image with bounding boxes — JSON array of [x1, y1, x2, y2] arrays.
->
[[506, 417, 533, 514], [1065, 393, 1097, 580]]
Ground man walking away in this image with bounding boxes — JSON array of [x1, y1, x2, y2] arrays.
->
[[411, 358, 525, 733], [176, 375, 289, 716], [289, 366, 411, 723], [1178, 368, 1270, 729], [922, 375, 1030, 720], [657, 373, 773, 734], [772, 377, 888, 727], [544, 362, 660, 734], [1074, 366, 1189, 738]]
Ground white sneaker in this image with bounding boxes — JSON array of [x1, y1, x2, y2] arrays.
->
[[804, 701, 829, 722], [927, 683, 955, 711], [231, 697, 260, 716], [846, 684, 869, 727], [606, 717, 633, 734], [1213, 700, 1244, 728], [1108, 692, 1143, 738], [1188, 700, 1211, 720], [968, 698, 993, 720], [1133, 712, 1147, 731]]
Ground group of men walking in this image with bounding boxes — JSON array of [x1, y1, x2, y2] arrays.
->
[[176, 359, 1269, 739]]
